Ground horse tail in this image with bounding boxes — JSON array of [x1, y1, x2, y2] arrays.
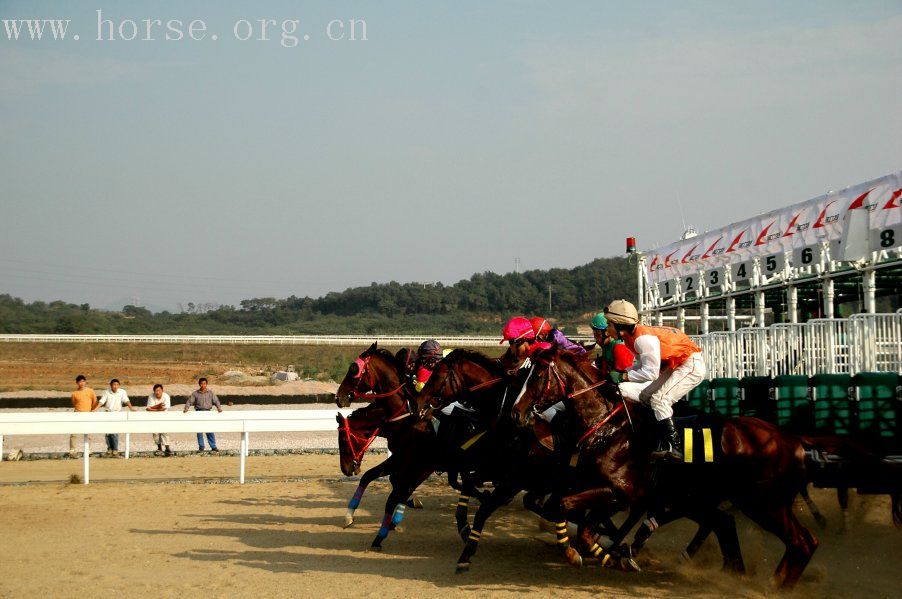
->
[[798, 435, 880, 463]]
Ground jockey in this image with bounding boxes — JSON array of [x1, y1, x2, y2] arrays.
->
[[529, 317, 587, 356], [603, 299, 707, 461], [589, 313, 636, 385], [501, 316, 553, 370], [413, 339, 443, 392]]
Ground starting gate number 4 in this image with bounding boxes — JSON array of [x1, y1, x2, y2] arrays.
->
[[732, 261, 752, 282]]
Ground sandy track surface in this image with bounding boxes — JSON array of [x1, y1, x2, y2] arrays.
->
[[0, 456, 898, 598]]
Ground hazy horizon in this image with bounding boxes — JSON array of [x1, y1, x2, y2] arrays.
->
[[3, 1, 900, 311]]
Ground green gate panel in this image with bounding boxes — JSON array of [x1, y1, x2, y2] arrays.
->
[[710, 378, 741, 418], [811, 374, 853, 436], [774, 375, 812, 432], [684, 379, 711, 414], [739, 376, 775, 421], [853, 372, 901, 452]]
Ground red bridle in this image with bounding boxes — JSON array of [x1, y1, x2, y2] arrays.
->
[[338, 403, 411, 464], [536, 361, 627, 448], [350, 356, 407, 400]]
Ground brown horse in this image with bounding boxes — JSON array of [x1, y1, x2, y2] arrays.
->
[[334, 344, 423, 526], [335, 342, 410, 408], [513, 348, 818, 589]]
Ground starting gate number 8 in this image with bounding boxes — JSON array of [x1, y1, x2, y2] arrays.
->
[[881, 229, 895, 248]]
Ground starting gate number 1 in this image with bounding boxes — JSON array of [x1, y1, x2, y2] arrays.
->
[[659, 280, 675, 298]]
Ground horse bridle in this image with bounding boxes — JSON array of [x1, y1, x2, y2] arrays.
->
[[349, 356, 407, 400], [339, 402, 412, 464], [530, 360, 632, 448]]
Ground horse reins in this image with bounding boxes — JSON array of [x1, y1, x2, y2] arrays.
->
[[340, 403, 411, 462], [350, 356, 408, 400], [539, 361, 629, 448]]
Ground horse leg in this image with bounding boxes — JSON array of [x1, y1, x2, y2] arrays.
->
[[345, 455, 394, 528], [706, 508, 745, 574], [744, 505, 818, 589], [370, 467, 432, 551], [837, 487, 850, 534], [455, 492, 473, 542], [800, 484, 827, 529], [455, 482, 520, 573], [893, 493, 902, 529]]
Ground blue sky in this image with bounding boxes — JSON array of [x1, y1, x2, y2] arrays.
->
[[1, 1, 900, 311]]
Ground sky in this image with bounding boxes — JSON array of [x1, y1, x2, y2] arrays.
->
[[1, 1, 900, 312]]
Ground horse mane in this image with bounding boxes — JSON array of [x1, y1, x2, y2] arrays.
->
[[446, 349, 503, 374]]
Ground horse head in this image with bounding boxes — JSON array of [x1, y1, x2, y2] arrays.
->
[[335, 342, 405, 407], [415, 349, 504, 415], [336, 404, 386, 476]]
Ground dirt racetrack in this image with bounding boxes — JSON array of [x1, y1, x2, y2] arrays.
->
[[0, 455, 898, 598]]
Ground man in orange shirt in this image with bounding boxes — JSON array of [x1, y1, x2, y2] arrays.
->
[[69, 374, 98, 457], [603, 300, 707, 461]]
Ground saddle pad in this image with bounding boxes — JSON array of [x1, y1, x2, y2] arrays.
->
[[681, 426, 719, 464]]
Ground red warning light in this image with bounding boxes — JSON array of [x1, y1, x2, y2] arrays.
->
[[626, 237, 637, 254]]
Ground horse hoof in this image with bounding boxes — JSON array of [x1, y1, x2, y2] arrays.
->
[[455, 563, 470, 574], [621, 557, 641, 572], [408, 497, 424, 509], [369, 545, 383, 552], [563, 547, 583, 568], [459, 525, 471, 544], [343, 517, 354, 529], [679, 550, 691, 562]]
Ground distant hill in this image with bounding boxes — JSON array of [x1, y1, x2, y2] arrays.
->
[[0, 257, 635, 335]]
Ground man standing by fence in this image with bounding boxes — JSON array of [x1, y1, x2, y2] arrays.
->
[[183, 377, 222, 453], [69, 374, 98, 458], [97, 379, 136, 456], [147, 383, 172, 456]]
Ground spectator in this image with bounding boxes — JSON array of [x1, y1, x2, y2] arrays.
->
[[147, 383, 172, 456], [69, 374, 98, 458], [97, 378, 136, 456], [184, 377, 222, 453]]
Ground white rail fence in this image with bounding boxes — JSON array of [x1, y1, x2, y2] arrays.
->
[[0, 409, 351, 484], [693, 313, 902, 379], [0, 334, 524, 347]]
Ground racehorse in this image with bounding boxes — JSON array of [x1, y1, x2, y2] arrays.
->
[[512, 348, 819, 589], [334, 344, 423, 526]]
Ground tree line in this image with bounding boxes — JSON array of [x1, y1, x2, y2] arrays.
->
[[0, 257, 635, 335]]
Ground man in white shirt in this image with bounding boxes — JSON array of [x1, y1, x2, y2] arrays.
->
[[97, 379, 136, 456], [147, 383, 172, 456]]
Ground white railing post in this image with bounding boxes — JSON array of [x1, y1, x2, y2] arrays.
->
[[125, 433, 130, 459], [0, 434, 3, 462], [83, 435, 90, 484], [239, 432, 248, 484]]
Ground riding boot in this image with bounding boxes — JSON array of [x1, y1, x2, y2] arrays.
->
[[650, 418, 683, 461]]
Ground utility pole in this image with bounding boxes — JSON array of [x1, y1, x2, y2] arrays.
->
[[547, 284, 552, 313], [514, 257, 521, 274]]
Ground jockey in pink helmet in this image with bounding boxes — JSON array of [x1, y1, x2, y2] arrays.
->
[[501, 316, 552, 372]]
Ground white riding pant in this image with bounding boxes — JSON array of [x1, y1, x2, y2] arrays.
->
[[636, 352, 707, 421], [618, 380, 652, 402]]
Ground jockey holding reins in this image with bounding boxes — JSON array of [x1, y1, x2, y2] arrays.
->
[[603, 299, 707, 461]]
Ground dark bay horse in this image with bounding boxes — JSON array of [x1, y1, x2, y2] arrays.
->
[[334, 344, 422, 526], [513, 348, 819, 589]]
